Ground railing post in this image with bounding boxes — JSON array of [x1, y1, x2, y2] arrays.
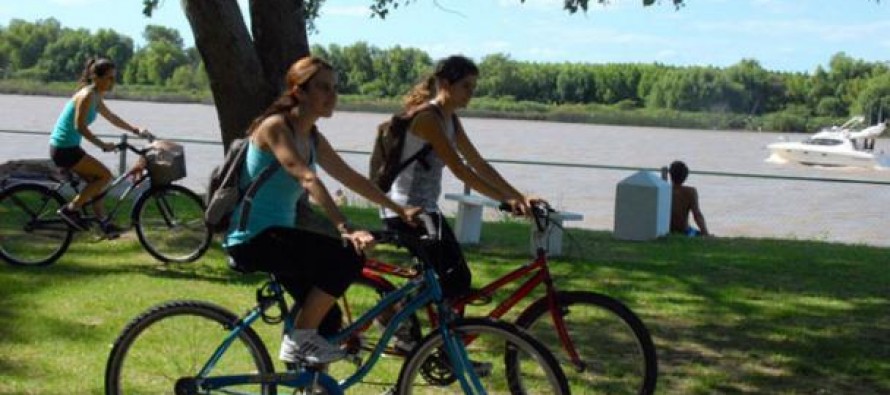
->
[[118, 134, 128, 176]]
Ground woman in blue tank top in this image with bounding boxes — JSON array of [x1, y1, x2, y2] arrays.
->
[[49, 57, 149, 236], [224, 56, 419, 365]]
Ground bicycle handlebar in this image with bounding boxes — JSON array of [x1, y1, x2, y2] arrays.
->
[[498, 200, 555, 232], [113, 131, 158, 156]]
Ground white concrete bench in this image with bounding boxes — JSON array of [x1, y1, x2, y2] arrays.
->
[[443, 192, 583, 256], [443, 193, 500, 244], [529, 211, 583, 257]]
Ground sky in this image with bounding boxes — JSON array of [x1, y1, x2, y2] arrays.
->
[[1, 0, 889, 74]]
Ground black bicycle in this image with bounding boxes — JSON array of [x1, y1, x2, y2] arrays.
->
[[0, 135, 211, 266]]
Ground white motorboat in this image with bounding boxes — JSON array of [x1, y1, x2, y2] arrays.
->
[[767, 116, 890, 168]]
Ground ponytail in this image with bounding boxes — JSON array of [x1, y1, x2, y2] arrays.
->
[[402, 55, 478, 111], [246, 94, 300, 135], [77, 57, 115, 89], [402, 75, 436, 110]]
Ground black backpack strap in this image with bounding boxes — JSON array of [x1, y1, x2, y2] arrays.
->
[[236, 118, 317, 231], [236, 161, 280, 231], [398, 103, 449, 172]]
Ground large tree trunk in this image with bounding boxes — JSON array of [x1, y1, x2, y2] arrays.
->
[[250, 0, 310, 92], [181, 0, 310, 151]]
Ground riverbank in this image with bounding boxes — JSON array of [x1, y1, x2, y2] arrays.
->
[[0, 79, 848, 133]]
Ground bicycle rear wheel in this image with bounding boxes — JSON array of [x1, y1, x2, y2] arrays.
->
[[515, 291, 658, 395], [133, 184, 210, 263], [396, 318, 569, 395], [104, 300, 276, 395], [0, 183, 73, 266]]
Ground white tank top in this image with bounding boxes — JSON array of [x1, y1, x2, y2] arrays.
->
[[382, 103, 457, 218]]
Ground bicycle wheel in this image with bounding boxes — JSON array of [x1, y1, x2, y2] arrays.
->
[[515, 291, 658, 395], [105, 300, 276, 395], [396, 317, 569, 395], [328, 275, 424, 391], [133, 184, 210, 263], [0, 183, 73, 266]]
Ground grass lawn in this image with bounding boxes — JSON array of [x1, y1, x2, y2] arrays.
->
[[0, 205, 887, 394]]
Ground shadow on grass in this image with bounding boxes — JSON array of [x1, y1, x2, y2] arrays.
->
[[2, 210, 887, 393]]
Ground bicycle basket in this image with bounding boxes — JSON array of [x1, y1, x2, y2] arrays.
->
[[145, 140, 186, 186]]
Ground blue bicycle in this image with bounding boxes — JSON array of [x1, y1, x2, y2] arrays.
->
[[104, 226, 569, 394]]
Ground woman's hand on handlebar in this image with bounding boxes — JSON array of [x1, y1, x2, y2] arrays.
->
[[100, 141, 117, 152], [503, 196, 549, 217], [398, 206, 423, 227], [138, 128, 155, 141], [342, 229, 377, 254]]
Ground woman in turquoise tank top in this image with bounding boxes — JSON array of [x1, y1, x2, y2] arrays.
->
[[49, 57, 149, 236], [224, 56, 419, 365]]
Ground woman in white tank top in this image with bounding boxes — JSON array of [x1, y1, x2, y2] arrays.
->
[[382, 55, 545, 300]]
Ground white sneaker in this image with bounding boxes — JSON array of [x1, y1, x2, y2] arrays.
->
[[280, 329, 346, 364]]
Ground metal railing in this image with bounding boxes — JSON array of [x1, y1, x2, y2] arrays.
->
[[3, 128, 888, 247]]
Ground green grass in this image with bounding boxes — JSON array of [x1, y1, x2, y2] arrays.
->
[[1, 205, 888, 394]]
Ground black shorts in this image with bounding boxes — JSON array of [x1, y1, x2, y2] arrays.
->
[[49, 145, 86, 169]]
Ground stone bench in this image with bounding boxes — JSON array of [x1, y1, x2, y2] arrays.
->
[[443, 193, 500, 244], [529, 210, 584, 257], [443, 192, 583, 256]]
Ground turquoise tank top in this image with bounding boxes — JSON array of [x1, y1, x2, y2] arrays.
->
[[223, 140, 316, 247], [49, 93, 99, 148]]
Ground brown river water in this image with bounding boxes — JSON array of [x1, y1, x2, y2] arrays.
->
[[2, 94, 888, 247]]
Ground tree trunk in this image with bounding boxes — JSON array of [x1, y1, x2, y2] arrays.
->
[[180, 0, 310, 151], [250, 0, 310, 92]]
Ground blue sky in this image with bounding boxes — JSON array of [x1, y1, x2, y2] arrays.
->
[[2, 0, 889, 73]]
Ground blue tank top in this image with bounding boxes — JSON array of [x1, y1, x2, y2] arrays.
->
[[49, 92, 99, 148], [223, 139, 316, 247]]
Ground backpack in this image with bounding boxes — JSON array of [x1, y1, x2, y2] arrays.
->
[[204, 138, 279, 234], [369, 103, 455, 193], [205, 124, 319, 234]]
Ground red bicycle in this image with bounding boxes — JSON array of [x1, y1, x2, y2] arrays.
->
[[338, 201, 658, 394]]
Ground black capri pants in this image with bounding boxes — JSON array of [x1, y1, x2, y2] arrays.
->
[[225, 226, 363, 336], [384, 212, 471, 299]]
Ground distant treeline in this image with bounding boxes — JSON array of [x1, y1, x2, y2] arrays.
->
[[2, 18, 889, 132]]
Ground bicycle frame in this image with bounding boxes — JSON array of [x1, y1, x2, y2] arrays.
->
[[359, 220, 585, 369], [53, 142, 155, 226], [188, 255, 486, 394]]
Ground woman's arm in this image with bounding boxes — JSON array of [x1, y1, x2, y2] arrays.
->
[[411, 111, 509, 202], [97, 98, 141, 136], [258, 116, 348, 232], [453, 120, 524, 201], [315, 133, 417, 223]]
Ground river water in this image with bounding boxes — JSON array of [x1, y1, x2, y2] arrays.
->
[[2, 94, 888, 247]]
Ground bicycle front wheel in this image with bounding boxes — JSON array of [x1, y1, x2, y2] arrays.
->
[[0, 183, 73, 266], [133, 184, 210, 263], [104, 300, 275, 395], [515, 291, 658, 395], [396, 318, 569, 395]]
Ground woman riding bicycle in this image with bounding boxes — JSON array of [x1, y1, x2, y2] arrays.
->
[[49, 57, 150, 237], [382, 55, 545, 300], [223, 56, 418, 365]]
